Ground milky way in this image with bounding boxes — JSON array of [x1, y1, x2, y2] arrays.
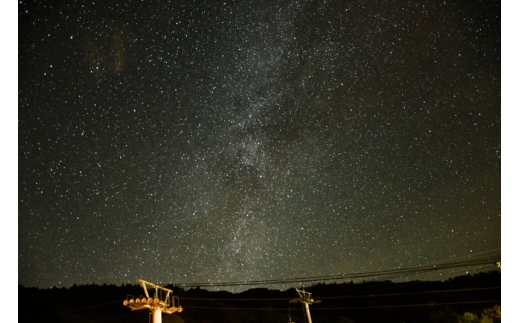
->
[[19, 0, 500, 290]]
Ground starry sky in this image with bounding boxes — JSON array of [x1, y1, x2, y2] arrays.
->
[[18, 0, 501, 290]]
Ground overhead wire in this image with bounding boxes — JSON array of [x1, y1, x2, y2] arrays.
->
[[313, 251, 500, 298], [171, 256, 500, 288], [313, 265, 496, 299], [333, 262, 497, 297], [422, 248, 501, 267]]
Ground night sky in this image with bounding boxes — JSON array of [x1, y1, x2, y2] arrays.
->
[[18, 0, 501, 291]]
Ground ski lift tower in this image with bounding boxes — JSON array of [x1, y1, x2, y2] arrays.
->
[[290, 289, 320, 323], [123, 279, 183, 323]]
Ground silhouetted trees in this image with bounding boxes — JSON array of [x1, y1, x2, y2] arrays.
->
[[457, 305, 501, 323]]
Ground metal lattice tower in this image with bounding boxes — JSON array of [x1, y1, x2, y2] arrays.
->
[[123, 279, 183, 323], [290, 289, 321, 323]]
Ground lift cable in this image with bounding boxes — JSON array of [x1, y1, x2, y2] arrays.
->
[[171, 256, 500, 288]]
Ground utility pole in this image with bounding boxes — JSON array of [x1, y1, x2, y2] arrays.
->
[[123, 279, 183, 323], [290, 289, 320, 323]]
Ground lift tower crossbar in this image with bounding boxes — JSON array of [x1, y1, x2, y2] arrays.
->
[[290, 289, 320, 323], [123, 279, 183, 323]]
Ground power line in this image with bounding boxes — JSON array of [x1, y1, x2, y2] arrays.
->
[[171, 256, 500, 288], [313, 250, 501, 298], [323, 263, 498, 298], [422, 248, 501, 267], [317, 262, 497, 298]]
